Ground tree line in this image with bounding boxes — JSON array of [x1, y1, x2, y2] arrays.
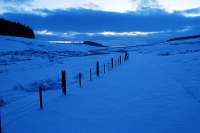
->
[[167, 34, 200, 42], [0, 18, 35, 39]]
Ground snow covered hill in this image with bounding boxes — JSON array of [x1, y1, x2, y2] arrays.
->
[[1, 35, 200, 133], [0, 36, 120, 106]]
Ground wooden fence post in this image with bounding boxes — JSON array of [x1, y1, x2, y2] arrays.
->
[[104, 64, 106, 74], [61, 70, 67, 96], [78, 73, 82, 88], [96, 61, 100, 77], [125, 51, 128, 61], [107, 63, 110, 72], [90, 68, 92, 81], [120, 56, 122, 64], [111, 58, 114, 69], [39, 87, 43, 111]]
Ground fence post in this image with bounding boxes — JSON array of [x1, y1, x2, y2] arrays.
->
[[107, 63, 110, 72], [96, 61, 100, 77], [90, 68, 92, 81], [125, 51, 128, 61], [111, 58, 114, 69], [39, 87, 43, 111], [78, 73, 82, 88], [61, 70, 67, 96], [104, 64, 106, 74], [120, 56, 122, 64]]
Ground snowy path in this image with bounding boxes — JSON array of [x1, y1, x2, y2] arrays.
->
[[4, 53, 200, 133]]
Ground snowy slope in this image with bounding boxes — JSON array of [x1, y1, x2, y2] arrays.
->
[[0, 36, 120, 106], [2, 52, 200, 133], [1, 35, 200, 133]]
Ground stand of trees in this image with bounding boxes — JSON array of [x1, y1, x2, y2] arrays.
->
[[83, 41, 106, 47], [0, 18, 35, 39]]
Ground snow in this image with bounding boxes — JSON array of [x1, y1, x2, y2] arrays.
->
[[1, 35, 200, 133]]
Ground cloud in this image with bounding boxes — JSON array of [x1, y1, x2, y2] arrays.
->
[[1, 0, 34, 3], [35, 30, 55, 35], [183, 12, 200, 17], [34, 27, 199, 46], [0, 0, 36, 15], [83, 3, 100, 9], [35, 30, 158, 37], [131, 0, 161, 10], [1, 0, 200, 15], [1, 8, 200, 35], [0, 0, 133, 14], [180, 8, 200, 17], [99, 31, 158, 36]]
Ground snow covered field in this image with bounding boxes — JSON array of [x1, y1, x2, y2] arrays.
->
[[1, 35, 200, 133]]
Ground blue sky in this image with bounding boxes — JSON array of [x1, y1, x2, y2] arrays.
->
[[0, 0, 200, 43]]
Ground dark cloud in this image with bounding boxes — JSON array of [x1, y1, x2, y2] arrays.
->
[[180, 7, 200, 15], [1, 8, 200, 34]]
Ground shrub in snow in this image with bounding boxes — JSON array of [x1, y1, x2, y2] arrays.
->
[[13, 80, 61, 92], [0, 98, 6, 107], [158, 52, 171, 56]]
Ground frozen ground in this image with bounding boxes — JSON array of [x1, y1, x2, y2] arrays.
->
[[1, 35, 200, 133]]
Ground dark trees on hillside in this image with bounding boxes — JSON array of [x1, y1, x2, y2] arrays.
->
[[167, 35, 200, 42], [83, 41, 106, 47], [0, 18, 35, 39]]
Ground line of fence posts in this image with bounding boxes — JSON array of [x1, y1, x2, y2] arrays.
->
[[36, 51, 129, 111], [0, 52, 130, 132]]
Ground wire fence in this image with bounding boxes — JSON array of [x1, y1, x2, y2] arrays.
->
[[0, 51, 129, 133]]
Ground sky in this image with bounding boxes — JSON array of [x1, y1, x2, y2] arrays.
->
[[0, 0, 200, 44], [1, 0, 200, 14]]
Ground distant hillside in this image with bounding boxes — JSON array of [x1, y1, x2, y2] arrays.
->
[[83, 41, 106, 47], [167, 35, 200, 42], [0, 18, 35, 39]]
